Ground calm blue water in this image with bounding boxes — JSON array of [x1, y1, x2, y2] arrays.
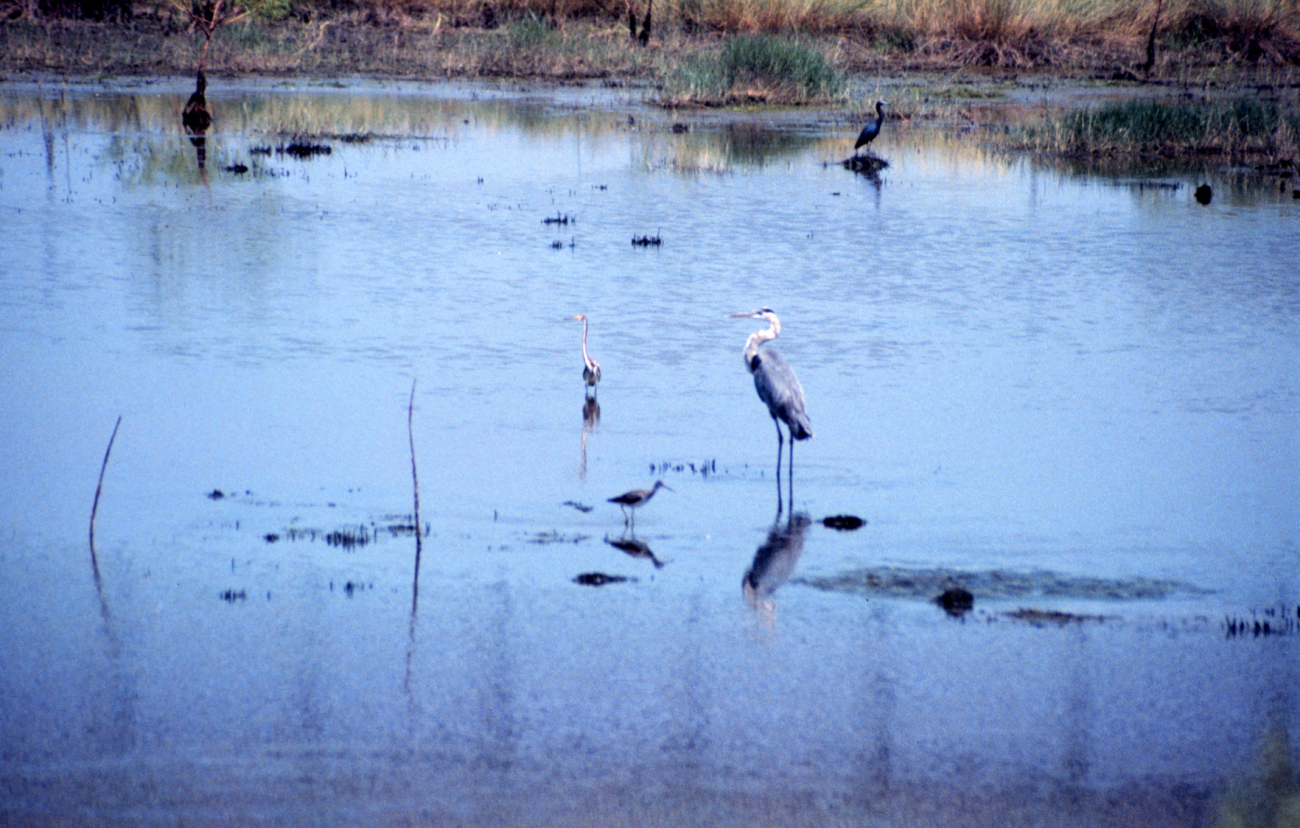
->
[[0, 77, 1296, 826]]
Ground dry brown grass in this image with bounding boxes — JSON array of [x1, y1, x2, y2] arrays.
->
[[0, 0, 1297, 76]]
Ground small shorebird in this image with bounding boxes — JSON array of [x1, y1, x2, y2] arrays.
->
[[571, 314, 601, 396], [608, 480, 671, 528]]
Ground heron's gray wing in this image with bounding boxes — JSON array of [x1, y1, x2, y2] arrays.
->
[[753, 350, 812, 439]]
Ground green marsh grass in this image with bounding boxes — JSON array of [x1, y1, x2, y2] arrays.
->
[[663, 34, 845, 104], [1008, 97, 1300, 163]]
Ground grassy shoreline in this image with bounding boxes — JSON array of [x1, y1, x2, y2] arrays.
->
[[2, 0, 1298, 88], [2, 9, 1297, 168]]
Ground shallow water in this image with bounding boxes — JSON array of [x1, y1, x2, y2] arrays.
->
[[0, 77, 1297, 826]]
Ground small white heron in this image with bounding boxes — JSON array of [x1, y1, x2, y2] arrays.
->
[[571, 314, 601, 396]]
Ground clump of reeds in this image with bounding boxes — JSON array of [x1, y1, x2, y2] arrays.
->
[[663, 34, 844, 104], [1007, 97, 1300, 164]]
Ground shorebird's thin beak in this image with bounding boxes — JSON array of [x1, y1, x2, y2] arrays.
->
[[728, 311, 754, 319]]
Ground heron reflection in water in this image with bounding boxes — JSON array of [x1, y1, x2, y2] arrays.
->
[[578, 395, 600, 480], [743, 511, 812, 618], [731, 308, 812, 503]]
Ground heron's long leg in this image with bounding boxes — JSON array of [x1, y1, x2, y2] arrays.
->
[[773, 417, 785, 516], [789, 437, 796, 509]]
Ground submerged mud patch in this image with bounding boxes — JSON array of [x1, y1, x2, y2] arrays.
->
[[795, 566, 1205, 602], [1004, 607, 1114, 626]]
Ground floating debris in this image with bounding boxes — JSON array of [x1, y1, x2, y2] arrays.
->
[[842, 155, 889, 174], [249, 146, 272, 155], [543, 212, 575, 225], [936, 587, 974, 616], [631, 232, 662, 247], [1004, 608, 1113, 626], [574, 572, 632, 586], [822, 514, 865, 531], [207, 489, 225, 500], [550, 237, 576, 250], [224, 163, 249, 174], [796, 566, 1204, 602], [671, 122, 689, 133], [219, 589, 246, 602], [264, 533, 280, 543], [530, 530, 589, 545], [562, 500, 594, 513], [1195, 183, 1213, 205]]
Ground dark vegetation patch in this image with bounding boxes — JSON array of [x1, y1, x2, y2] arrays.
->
[[280, 140, 332, 158], [649, 458, 715, 477], [574, 572, 633, 586], [542, 212, 575, 225], [936, 586, 974, 615], [822, 514, 864, 530], [842, 154, 889, 174], [562, 500, 594, 513], [631, 232, 662, 246], [219, 588, 247, 602], [1224, 606, 1300, 638]]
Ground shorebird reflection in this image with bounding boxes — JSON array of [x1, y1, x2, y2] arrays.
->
[[606, 534, 664, 568], [743, 512, 811, 615]]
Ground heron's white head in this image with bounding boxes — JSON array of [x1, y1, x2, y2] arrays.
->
[[571, 314, 587, 322], [729, 307, 779, 324]]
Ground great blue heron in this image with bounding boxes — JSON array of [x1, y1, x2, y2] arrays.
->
[[854, 100, 886, 153], [571, 314, 601, 396], [731, 309, 812, 484], [608, 480, 671, 528]]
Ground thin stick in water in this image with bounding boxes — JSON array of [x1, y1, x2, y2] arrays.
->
[[89, 415, 122, 578], [408, 379, 422, 600]]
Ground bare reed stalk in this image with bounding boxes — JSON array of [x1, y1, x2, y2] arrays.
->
[[89, 415, 121, 580], [408, 379, 422, 598]]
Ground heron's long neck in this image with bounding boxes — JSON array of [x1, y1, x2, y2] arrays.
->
[[581, 319, 593, 367], [742, 319, 779, 370], [874, 104, 884, 128]]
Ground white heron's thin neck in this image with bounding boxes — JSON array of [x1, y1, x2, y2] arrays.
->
[[742, 314, 780, 370], [581, 318, 594, 368]]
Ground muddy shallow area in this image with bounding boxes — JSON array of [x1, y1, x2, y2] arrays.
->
[[0, 77, 1297, 826]]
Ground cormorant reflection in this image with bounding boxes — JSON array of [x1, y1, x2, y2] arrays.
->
[[182, 71, 212, 179], [743, 511, 811, 612], [606, 534, 664, 568]]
